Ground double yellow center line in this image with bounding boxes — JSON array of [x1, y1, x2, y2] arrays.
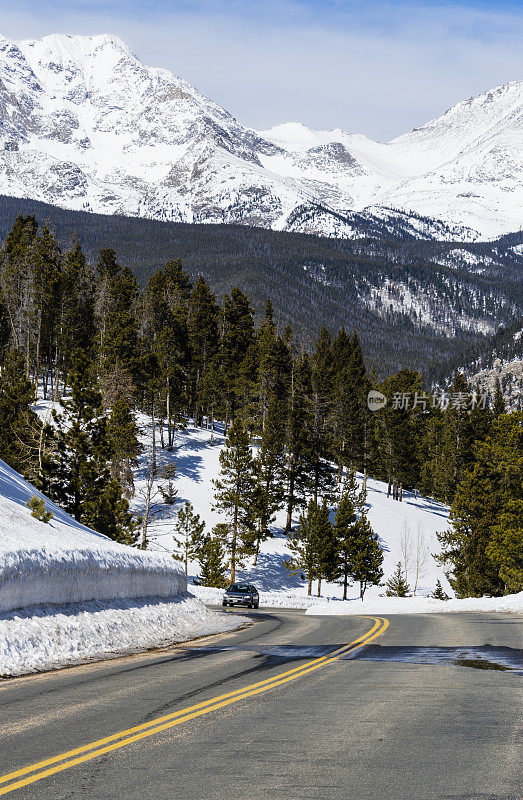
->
[[0, 615, 388, 796]]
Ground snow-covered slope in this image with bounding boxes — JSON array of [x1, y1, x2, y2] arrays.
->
[[0, 32, 521, 239], [135, 418, 453, 606]]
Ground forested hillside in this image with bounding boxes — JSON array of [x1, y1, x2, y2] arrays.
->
[[1, 195, 521, 375], [0, 212, 520, 598]]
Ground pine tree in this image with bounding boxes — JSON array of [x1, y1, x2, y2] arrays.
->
[[107, 398, 141, 498], [431, 580, 449, 600], [437, 413, 521, 597], [285, 500, 320, 595], [256, 299, 279, 431], [0, 349, 42, 477], [0, 215, 38, 355], [59, 241, 96, 380], [284, 353, 315, 531], [187, 276, 219, 426], [172, 502, 205, 575], [350, 514, 384, 600], [492, 379, 506, 418], [251, 394, 287, 563], [28, 226, 62, 398], [220, 288, 256, 425], [141, 259, 192, 446], [83, 478, 137, 546], [333, 487, 358, 600], [314, 499, 336, 596], [385, 562, 411, 597], [159, 463, 178, 505], [198, 527, 229, 588], [213, 419, 256, 582], [49, 350, 135, 543], [26, 495, 53, 523], [486, 498, 523, 595], [379, 369, 424, 500]]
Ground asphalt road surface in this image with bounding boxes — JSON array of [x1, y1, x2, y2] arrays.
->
[[0, 609, 521, 800]]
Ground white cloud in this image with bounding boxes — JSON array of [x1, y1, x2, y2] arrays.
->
[[0, 1, 521, 139]]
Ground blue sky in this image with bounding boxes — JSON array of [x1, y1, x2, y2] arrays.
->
[[1, 0, 521, 139]]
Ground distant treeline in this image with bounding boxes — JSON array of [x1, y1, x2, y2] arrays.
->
[[1, 196, 520, 376]]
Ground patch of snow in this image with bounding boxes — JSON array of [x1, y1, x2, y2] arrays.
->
[[305, 592, 523, 616]]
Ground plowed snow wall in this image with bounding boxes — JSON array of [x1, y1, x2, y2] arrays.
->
[[0, 548, 187, 612]]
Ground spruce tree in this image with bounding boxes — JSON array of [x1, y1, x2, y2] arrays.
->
[[213, 419, 256, 582], [172, 502, 205, 575], [385, 562, 411, 597]]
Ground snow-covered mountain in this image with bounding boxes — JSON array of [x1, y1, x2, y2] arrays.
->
[[0, 33, 521, 240]]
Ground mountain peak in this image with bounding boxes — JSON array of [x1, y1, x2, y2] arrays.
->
[[18, 32, 131, 54], [0, 32, 520, 240]]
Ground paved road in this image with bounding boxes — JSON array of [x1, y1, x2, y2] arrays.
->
[[0, 610, 521, 800]]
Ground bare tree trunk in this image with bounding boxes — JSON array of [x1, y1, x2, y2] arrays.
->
[[151, 397, 157, 477], [141, 467, 154, 550], [285, 471, 294, 533], [230, 503, 238, 583], [308, 577, 312, 596], [253, 533, 260, 567], [343, 560, 349, 600], [317, 576, 321, 597]]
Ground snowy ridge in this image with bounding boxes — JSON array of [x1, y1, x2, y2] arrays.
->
[[0, 33, 521, 239]]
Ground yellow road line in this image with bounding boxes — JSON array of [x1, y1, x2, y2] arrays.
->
[[0, 616, 388, 796]]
